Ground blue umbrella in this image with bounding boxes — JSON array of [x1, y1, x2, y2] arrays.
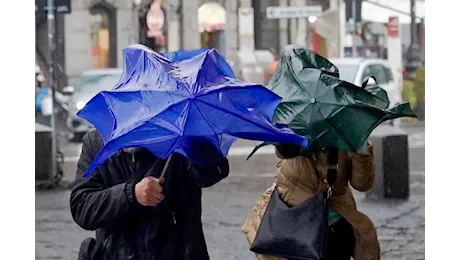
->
[[78, 44, 308, 177]]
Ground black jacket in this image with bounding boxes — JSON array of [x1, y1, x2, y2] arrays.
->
[[70, 131, 229, 260]]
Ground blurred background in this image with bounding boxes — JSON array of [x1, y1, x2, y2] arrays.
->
[[35, 0, 425, 130], [35, 0, 425, 259]]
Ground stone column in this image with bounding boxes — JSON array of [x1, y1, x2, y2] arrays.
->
[[117, 2, 133, 67], [295, 0, 307, 46], [278, 0, 289, 49], [181, 0, 201, 49], [224, 0, 239, 61], [166, 0, 181, 51], [288, 0, 297, 44]]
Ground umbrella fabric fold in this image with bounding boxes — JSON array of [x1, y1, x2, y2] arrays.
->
[[78, 44, 308, 177]]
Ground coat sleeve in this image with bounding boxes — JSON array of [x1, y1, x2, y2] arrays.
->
[[346, 142, 376, 192], [70, 132, 141, 231], [188, 158, 230, 188]]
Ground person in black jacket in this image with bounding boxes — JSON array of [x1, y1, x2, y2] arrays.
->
[[70, 130, 230, 260]]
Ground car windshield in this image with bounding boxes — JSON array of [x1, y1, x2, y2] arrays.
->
[[75, 73, 121, 94], [334, 64, 359, 84]]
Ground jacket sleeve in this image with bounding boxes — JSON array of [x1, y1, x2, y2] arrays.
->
[[346, 142, 376, 192], [70, 132, 141, 231], [188, 158, 230, 188]]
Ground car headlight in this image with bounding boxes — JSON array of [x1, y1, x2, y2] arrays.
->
[[76, 102, 86, 110]]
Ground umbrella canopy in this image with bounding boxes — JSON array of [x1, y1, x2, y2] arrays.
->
[[249, 45, 416, 156], [78, 44, 308, 177]]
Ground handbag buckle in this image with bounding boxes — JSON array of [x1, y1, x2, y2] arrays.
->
[[327, 186, 333, 199], [323, 179, 333, 199]]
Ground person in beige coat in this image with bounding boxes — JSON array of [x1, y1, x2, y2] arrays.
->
[[242, 142, 380, 260]]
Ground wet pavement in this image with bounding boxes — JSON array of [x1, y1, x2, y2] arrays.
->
[[36, 125, 425, 260]]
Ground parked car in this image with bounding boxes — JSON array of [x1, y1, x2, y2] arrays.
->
[[66, 69, 123, 142], [329, 58, 403, 127]]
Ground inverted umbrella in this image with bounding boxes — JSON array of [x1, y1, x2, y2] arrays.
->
[[248, 45, 416, 156], [78, 44, 308, 177]]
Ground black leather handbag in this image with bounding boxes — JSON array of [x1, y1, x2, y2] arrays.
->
[[250, 148, 338, 260]]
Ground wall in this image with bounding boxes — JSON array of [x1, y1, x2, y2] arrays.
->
[[35, 12, 67, 88], [181, 0, 201, 49], [64, 0, 132, 86]]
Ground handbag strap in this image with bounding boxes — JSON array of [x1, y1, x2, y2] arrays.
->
[[271, 148, 340, 198], [325, 148, 339, 199]]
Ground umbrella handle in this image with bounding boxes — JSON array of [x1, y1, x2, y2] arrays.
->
[[159, 154, 173, 180], [361, 76, 378, 89]]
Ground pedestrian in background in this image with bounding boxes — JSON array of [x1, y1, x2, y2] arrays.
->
[[71, 131, 230, 260], [263, 47, 280, 85], [242, 141, 380, 260], [35, 73, 49, 113]]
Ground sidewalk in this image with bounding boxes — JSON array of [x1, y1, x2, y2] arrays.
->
[[402, 119, 425, 128]]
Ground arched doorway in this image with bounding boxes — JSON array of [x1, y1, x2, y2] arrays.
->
[[89, 2, 117, 68], [198, 2, 226, 56]]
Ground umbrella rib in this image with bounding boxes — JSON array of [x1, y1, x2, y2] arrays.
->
[[191, 101, 223, 152], [313, 82, 341, 100], [100, 92, 118, 141], [108, 97, 188, 140], [113, 62, 137, 90], [285, 58, 313, 97], [313, 104, 357, 151], [106, 114, 183, 155], [194, 98, 278, 135]]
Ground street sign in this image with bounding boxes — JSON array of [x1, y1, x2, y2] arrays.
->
[[387, 16, 400, 38], [35, 0, 72, 14], [266, 5, 322, 19]]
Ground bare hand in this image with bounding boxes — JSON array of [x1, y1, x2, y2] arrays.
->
[[135, 177, 165, 207]]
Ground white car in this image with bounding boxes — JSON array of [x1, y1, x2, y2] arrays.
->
[[66, 69, 123, 141], [328, 58, 403, 127]]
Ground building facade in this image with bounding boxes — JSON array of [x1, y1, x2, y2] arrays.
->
[[62, 0, 133, 85], [35, 0, 344, 87]]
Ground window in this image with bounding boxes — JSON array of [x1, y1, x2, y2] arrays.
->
[[334, 64, 359, 83], [362, 66, 374, 82], [90, 12, 110, 68], [362, 64, 390, 85], [89, 2, 117, 68], [383, 66, 394, 82]]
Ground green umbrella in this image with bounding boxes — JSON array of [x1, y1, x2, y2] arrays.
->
[[248, 45, 416, 157]]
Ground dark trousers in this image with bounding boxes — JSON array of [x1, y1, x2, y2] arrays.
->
[[327, 218, 356, 260]]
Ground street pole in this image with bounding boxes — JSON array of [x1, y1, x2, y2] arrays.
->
[[167, 0, 181, 51], [410, 0, 416, 46], [407, 0, 421, 79], [351, 0, 357, 57], [333, 0, 344, 58], [47, 0, 58, 180], [131, 2, 138, 44], [295, 0, 307, 46]]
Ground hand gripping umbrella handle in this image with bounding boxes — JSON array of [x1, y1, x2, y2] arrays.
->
[[159, 154, 173, 180]]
